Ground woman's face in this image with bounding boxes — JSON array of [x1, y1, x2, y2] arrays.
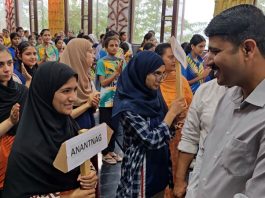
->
[[21, 46, 37, 67], [29, 37, 36, 46], [147, 37, 158, 46], [86, 48, 95, 66], [162, 47, 176, 73], [52, 77, 78, 115], [0, 51, 13, 86], [37, 36, 43, 45], [56, 39, 64, 50], [145, 65, 166, 90], [192, 41, 206, 56], [42, 30, 51, 44]]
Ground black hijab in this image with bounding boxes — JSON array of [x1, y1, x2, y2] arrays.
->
[[3, 62, 80, 197], [112, 51, 167, 121], [0, 79, 28, 136]]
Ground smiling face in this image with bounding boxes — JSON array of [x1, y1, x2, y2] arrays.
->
[[52, 77, 78, 115], [37, 36, 43, 45], [145, 65, 166, 90], [0, 51, 13, 86], [56, 39, 64, 50], [20, 46, 37, 68], [207, 36, 246, 87]]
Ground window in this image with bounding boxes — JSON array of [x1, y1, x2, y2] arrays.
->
[[256, 0, 265, 12], [93, 0, 108, 38], [38, 0, 48, 33], [0, 0, 6, 30], [68, 0, 81, 35], [132, 0, 162, 44], [20, 0, 30, 30]]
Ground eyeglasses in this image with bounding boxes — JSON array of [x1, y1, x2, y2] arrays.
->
[[152, 71, 167, 81]]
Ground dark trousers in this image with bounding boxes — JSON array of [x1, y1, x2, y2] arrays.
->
[[99, 107, 118, 155]]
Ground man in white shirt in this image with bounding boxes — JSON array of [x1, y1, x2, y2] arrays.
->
[[174, 78, 228, 198], [187, 4, 265, 198]]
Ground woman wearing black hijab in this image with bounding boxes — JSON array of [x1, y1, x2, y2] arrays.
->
[[0, 44, 28, 195], [112, 51, 186, 197], [3, 62, 97, 198]]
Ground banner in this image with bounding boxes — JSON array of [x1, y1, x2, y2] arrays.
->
[[48, 0, 65, 36], [214, 0, 255, 16]]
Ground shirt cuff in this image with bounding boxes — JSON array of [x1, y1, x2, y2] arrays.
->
[[178, 140, 198, 154]]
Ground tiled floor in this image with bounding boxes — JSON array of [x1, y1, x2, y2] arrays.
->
[[98, 143, 123, 198], [99, 156, 122, 198], [94, 111, 124, 198]]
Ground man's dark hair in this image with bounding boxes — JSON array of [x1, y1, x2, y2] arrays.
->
[[102, 30, 119, 47], [155, 43, 171, 56], [104, 30, 119, 40], [205, 4, 265, 57], [16, 27, 23, 32], [119, 31, 127, 41], [104, 36, 119, 48], [119, 31, 126, 37]]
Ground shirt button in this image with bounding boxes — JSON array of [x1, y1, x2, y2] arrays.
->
[[213, 155, 217, 159], [226, 131, 230, 135], [202, 178, 207, 182]]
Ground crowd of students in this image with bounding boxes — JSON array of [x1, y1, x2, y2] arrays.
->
[[1, 4, 265, 198]]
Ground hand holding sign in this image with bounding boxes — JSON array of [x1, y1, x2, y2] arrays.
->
[[170, 36, 187, 97], [53, 123, 113, 173], [77, 171, 98, 189]]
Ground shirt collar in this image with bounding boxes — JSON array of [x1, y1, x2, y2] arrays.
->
[[232, 79, 265, 109]]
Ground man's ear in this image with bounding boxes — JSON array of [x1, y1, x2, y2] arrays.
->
[[242, 39, 256, 56]]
